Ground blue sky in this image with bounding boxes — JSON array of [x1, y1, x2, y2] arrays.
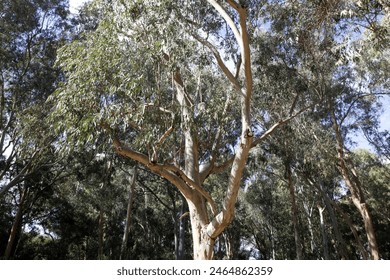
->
[[69, 0, 89, 13]]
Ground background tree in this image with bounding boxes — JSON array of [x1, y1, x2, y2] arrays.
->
[[0, 0, 69, 259]]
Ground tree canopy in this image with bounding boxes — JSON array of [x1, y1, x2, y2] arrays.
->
[[1, 0, 389, 260]]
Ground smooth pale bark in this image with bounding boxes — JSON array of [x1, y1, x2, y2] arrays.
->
[[223, 232, 234, 260], [303, 177, 350, 259], [331, 110, 380, 260], [106, 2, 264, 260], [187, 192, 215, 259], [286, 162, 303, 260], [303, 200, 316, 256], [319, 185, 349, 259], [120, 166, 137, 260], [317, 204, 330, 260]]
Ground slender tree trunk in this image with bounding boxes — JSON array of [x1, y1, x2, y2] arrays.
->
[[331, 110, 380, 260], [318, 182, 349, 259], [176, 196, 187, 260], [98, 207, 105, 260], [173, 192, 188, 260], [306, 212, 316, 256], [170, 188, 181, 260], [4, 186, 28, 259], [305, 177, 350, 259], [317, 204, 330, 260], [307, 174, 365, 259], [270, 226, 276, 260], [223, 232, 233, 260], [303, 199, 316, 256], [332, 199, 369, 259], [286, 162, 303, 260], [120, 166, 137, 260]]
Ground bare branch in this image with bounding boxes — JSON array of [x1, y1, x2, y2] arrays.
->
[[0, 151, 39, 197], [206, 0, 243, 52], [234, 55, 242, 79], [192, 33, 241, 92], [289, 92, 301, 116], [252, 104, 315, 148]]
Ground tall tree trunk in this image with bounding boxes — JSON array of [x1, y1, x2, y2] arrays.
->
[[175, 196, 187, 260], [331, 110, 380, 260], [98, 207, 105, 260], [120, 166, 137, 260], [332, 199, 369, 259], [223, 232, 233, 260], [108, 2, 256, 260], [172, 191, 188, 260], [308, 173, 367, 259], [286, 162, 303, 260], [270, 226, 276, 260], [4, 186, 28, 259], [305, 177, 350, 259], [317, 204, 330, 260], [321, 186, 349, 259], [303, 198, 316, 256]]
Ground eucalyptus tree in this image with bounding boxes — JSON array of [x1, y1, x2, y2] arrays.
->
[[351, 150, 390, 259], [0, 0, 69, 197], [50, 0, 307, 259], [50, 0, 388, 259], [264, 0, 388, 260], [0, 0, 70, 259]]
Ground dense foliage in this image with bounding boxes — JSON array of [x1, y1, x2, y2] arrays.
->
[[1, 0, 389, 259]]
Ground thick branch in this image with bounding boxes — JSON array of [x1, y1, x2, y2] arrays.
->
[[102, 123, 192, 198], [168, 166, 218, 216], [238, 7, 253, 98], [104, 121, 216, 214], [204, 2, 254, 239], [173, 70, 199, 184]]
